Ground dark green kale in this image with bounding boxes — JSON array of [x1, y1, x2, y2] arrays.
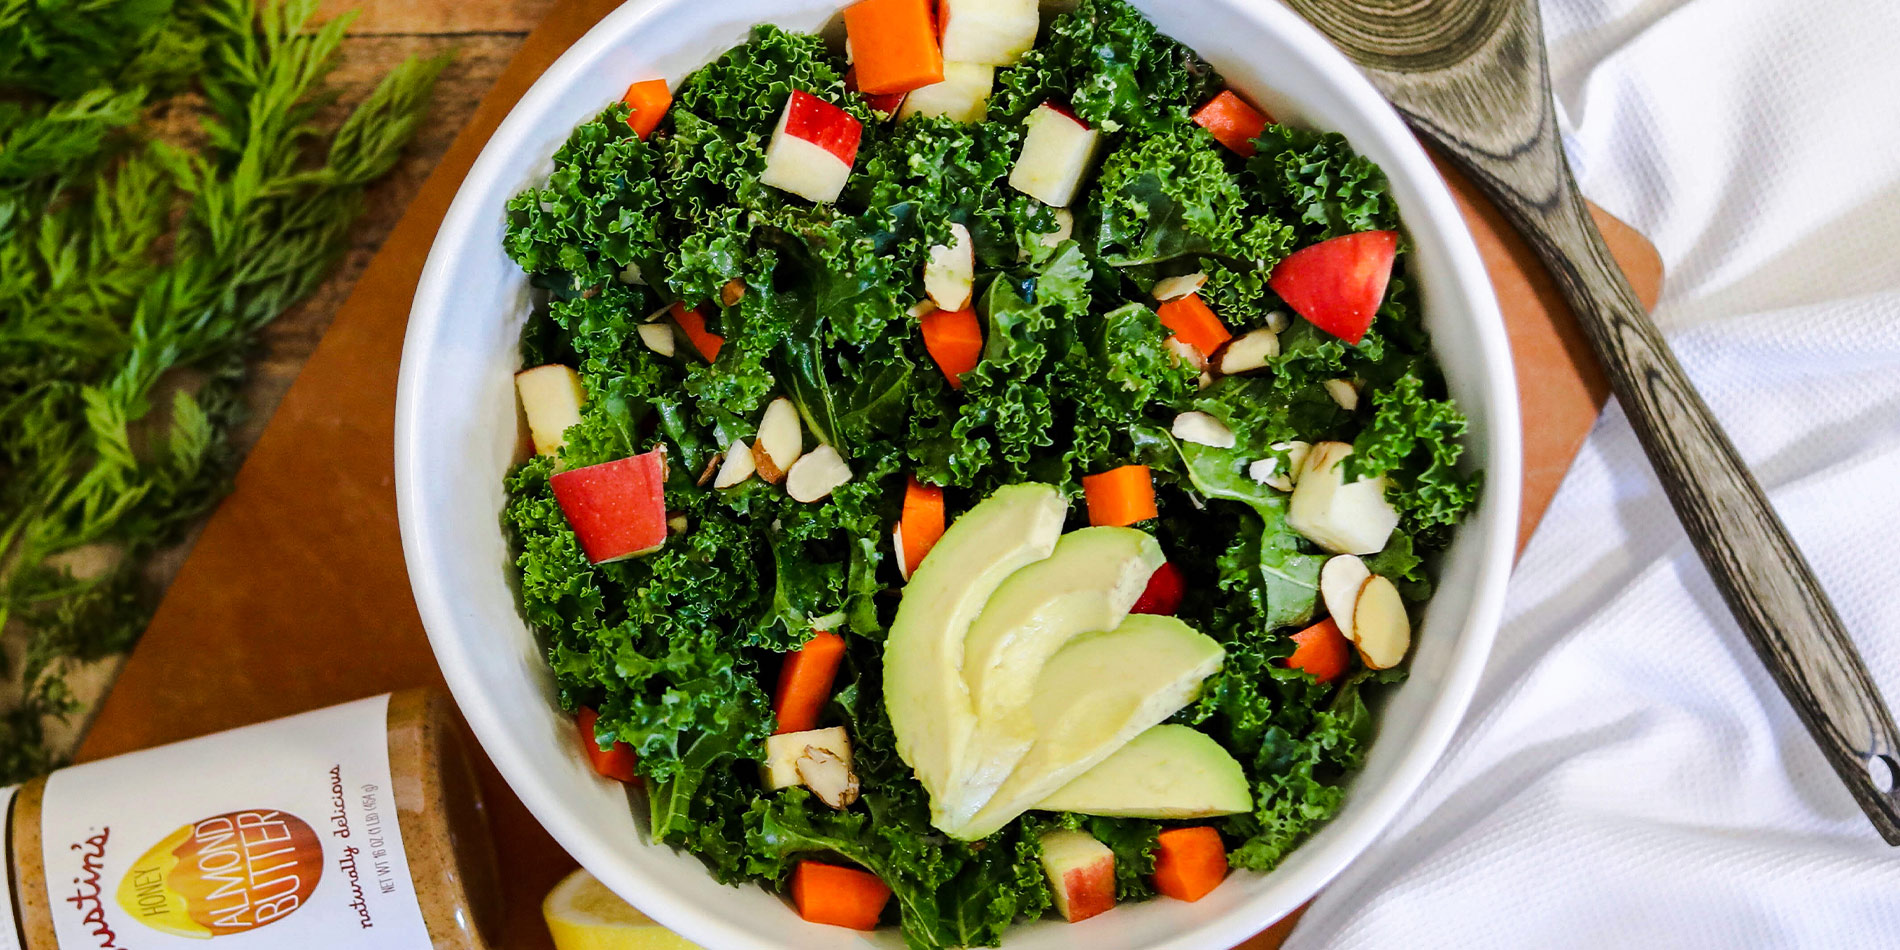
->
[[991, 0, 1223, 134], [499, 4, 1479, 945]]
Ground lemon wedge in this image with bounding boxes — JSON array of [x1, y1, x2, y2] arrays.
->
[[543, 867, 702, 950]]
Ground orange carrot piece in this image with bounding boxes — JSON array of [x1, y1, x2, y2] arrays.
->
[[774, 630, 846, 734], [791, 861, 893, 930], [843, 0, 944, 96], [1152, 827, 1229, 902], [1156, 293, 1231, 357], [920, 306, 983, 388], [1286, 618, 1352, 683], [670, 302, 724, 362], [1191, 90, 1270, 157], [1081, 465, 1158, 527], [576, 707, 640, 784], [621, 78, 672, 139], [899, 476, 946, 576]]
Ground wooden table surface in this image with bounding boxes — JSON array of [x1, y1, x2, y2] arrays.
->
[[70, 2, 1664, 948]]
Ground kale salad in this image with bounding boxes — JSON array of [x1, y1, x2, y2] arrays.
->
[[499, 0, 1478, 944]]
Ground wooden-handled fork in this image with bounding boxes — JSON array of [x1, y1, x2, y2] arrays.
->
[[1287, 0, 1900, 842]]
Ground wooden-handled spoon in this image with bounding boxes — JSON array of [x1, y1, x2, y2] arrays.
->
[[1288, 0, 1900, 842]]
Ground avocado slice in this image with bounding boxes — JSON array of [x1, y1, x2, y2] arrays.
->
[[937, 527, 1164, 826], [1034, 724, 1252, 819], [883, 483, 1068, 830], [949, 614, 1224, 840]]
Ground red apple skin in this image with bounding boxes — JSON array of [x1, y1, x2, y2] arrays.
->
[[549, 448, 669, 563], [782, 90, 863, 166], [1039, 99, 1087, 128], [1267, 230, 1399, 345], [845, 67, 907, 116], [1130, 561, 1185, 615], [1057, 858, 1116, 922]]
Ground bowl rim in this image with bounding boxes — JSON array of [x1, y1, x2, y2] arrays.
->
[[395, 1, 1522, 946]]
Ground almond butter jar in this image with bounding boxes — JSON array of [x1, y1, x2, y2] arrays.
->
[[0, 690, 500, 950]]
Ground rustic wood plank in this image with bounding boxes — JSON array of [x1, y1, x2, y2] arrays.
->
[[317, 0, 558, 34]]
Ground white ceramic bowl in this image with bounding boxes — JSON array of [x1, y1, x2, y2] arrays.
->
[[397, 1, 1521, 946]]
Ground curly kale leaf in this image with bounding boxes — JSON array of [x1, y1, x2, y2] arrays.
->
[[503, 104, 666, 294], [1349, 373, 1482, 537], [992, 0, 1222, 135], [674, 24, 863, 136], [911, 244, 1093, 490], [1090, 302, 1199, 418], [1093, 115, 1293, 269], [1247, 124, 1399, 244]]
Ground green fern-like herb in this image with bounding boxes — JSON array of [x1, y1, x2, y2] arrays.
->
[[0, 0, 447, 779]]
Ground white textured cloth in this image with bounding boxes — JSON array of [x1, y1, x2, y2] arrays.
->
[[1288, 1, 1900, 946]]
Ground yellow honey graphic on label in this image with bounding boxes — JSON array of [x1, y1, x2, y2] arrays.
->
[[117, 809, 323, 938]]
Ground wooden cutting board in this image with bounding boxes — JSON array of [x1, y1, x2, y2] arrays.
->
[[74, 2, 1663, 948]]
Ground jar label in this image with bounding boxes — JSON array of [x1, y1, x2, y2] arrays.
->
[[40, 695, 430, 949]]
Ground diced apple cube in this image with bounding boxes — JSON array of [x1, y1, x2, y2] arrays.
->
[[514, 364, 586, 456], [939, 0, 1039, 65], [549, 447, 669, 563], [923, 222, 975, 311], [759, 91, 862, 204], [1286, 441, 1399, 555], [1008, 102, 1099, 208], [898, 62, 996, 123], [1039, 829, 1115, 923], [762, 726, 853, 790]]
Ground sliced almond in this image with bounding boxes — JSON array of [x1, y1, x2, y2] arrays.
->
[[713, 441, 757, 489], [762, 727, 851, 790], [754, 397, 803, 484], [1320, 555, 1371, 635], [720, 278, 747, 307], [637, 322, 675, 357], [1164, 336, 1206, 371], [1197, 370, 1215, 390], [1324, 378, 1361, 411], [1351, 574, 1410, 669], [1275, 441, 1313, 482], [795, 746, 861, 809], [1217, 327, 1279, 375], [906, 299, 939, 319], [1171, 410, 1236, 448], [893, 524, 912, 581], [1151, 271, 1207, 302], [923, 222, 975, 311], [1264, 309, 1291, 333], [696, 453, 722, 488], [785, 444, 852, 503], [1248, 457, 1288, 491]]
